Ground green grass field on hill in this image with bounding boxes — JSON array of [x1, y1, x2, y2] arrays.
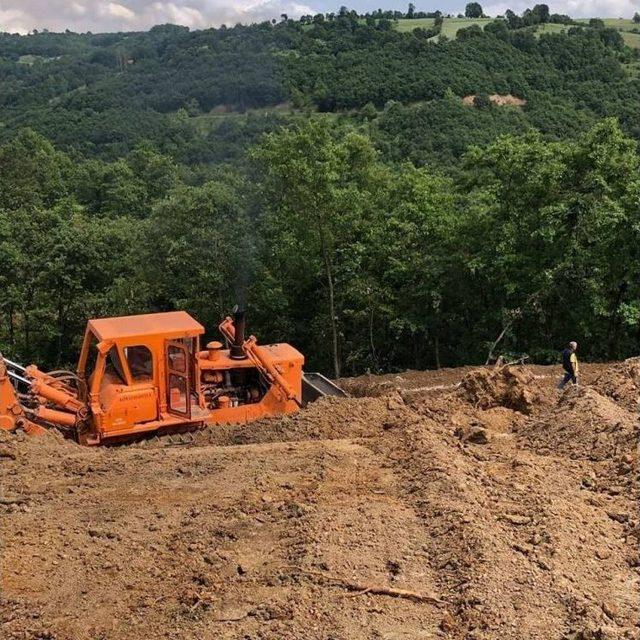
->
[[396, 16, 493, 37], [395, 17, 435, 31], [395, 16, 640, 49], [396, 16, 640, 47], [566, 18, 640, 47], [575, 18, 638, 30], [621, 31, 640, 47], [439, 17, 494, 38], [534, 23, 571, 35]]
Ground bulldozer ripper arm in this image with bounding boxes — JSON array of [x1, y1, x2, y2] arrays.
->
[[218, 317, 300, 405], [0, 355, 87, 434], [0, 359, 50, 433], [243, 337, 299, 404], [30, 379, 84, 413], [32, 406, 78, 428]]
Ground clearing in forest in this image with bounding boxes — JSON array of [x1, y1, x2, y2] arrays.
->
[[1, 362, 638, 639]]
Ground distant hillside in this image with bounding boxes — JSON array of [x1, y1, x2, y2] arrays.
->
[[0, 8, 639, 164]]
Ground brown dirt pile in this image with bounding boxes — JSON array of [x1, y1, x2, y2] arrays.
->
[[592, 357, 640, 411], [1, 363, 637, 640], [459, 365, 540, 413], [135, 396, 391, 449], [340, 366, 474, 397], [518, 385, 637, 463], [369, 375, 638, 639]]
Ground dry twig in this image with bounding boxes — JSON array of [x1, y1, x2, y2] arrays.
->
[[0, 496, 27, 505], [281, 565, 443, 604]]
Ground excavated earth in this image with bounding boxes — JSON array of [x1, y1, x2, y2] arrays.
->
[[1, 362, 638, 639]]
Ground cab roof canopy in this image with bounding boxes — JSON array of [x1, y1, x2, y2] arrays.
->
[[88, 311, 205, 342]]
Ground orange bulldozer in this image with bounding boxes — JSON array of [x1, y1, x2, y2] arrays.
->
[[0, 309, 345, 445]]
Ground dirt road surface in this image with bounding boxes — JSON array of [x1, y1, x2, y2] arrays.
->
[[1, 362, 638, 639]]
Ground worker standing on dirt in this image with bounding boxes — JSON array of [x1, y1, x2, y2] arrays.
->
[[558, 341, 579, 389]]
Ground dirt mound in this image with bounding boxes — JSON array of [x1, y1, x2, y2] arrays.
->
[[231, 395, 391, 442], [459, 366, 540, 414], [340, 366, 473, 397], [518, 385, 637, 462], [371, 385, 638, 639], [0, 423, 75, 459], [131, 396, 391, 449], [592, 357, 639, 410]]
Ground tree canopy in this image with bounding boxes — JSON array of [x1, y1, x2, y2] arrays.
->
[[465, 3, 484, 18], [0, 9, 638, 374]]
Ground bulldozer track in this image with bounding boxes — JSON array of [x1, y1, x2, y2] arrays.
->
[[125, 422, 256, 449], [131, 432, 197, 448]]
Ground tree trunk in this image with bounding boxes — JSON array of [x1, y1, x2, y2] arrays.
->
[[23, 286, 35, 359], [23, 310, 30, 358], [368, 304, 378, 371], [485, 324, 510, 365], [434, 334, 441, 370], [606, 281, 627, 359], [57, 298, 66, 365], [8, 305, 14, 350], [318, 224, 340, 379]]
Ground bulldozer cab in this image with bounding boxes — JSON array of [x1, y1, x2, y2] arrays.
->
[[77, 312, 204, 438]]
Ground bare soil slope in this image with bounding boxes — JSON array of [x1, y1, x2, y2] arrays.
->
[[1, 363, 638, 640]]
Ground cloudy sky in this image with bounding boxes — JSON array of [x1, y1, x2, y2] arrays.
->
[[0, 0, 638, 34]]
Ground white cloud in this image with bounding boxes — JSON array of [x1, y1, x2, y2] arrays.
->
[[0, 7, 29, 33], [99, 2, 136, 20], [69, 2, 88, 16], [148, 2, 205, 27], [0, 0, 317, 34], [485, 0, 640, 18]]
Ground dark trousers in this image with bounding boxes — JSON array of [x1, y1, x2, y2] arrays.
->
[[557, 371, 577, 389]]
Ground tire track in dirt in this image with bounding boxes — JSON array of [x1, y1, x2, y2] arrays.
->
[[361, 367, 639, 639], [2, 439, 368, 639], [273, 439, 444, 639], [2, 434, 444, 640]]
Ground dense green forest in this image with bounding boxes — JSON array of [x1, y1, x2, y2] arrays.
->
[[2, 8, 640, 160], [1, 7, 639, 376]]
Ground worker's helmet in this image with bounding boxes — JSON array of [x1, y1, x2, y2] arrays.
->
[[569, 341, 577, 350]]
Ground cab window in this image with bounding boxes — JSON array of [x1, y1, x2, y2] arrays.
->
[[168, 345, 186, 373], [84, 335, 99, 383], [125, 346, 153, 381], [105, 346, 126, 384]]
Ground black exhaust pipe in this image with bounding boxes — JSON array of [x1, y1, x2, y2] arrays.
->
[[229, 306, 247, 359]]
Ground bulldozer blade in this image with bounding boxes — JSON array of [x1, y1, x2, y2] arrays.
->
[[302, 372, 348, 404]]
